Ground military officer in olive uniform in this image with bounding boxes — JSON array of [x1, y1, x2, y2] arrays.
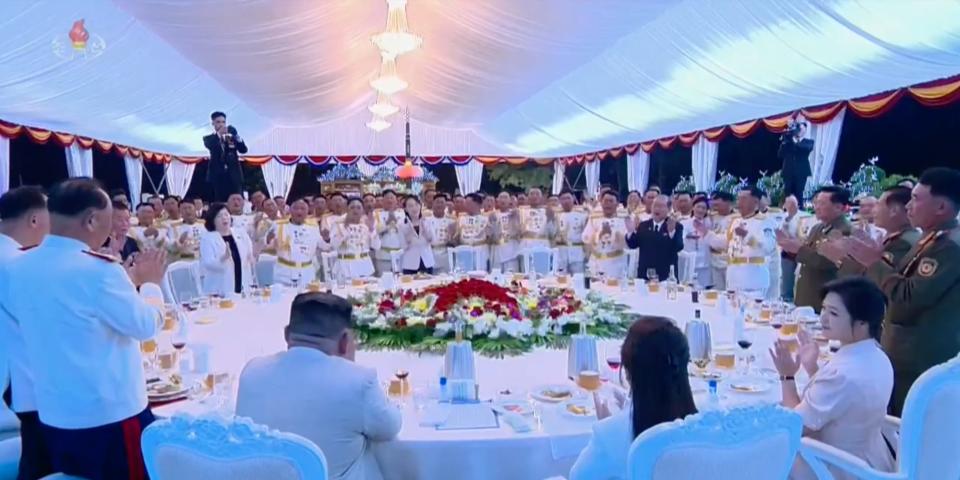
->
[[777, 186, 852, 311], [847, 168, 960, 416]]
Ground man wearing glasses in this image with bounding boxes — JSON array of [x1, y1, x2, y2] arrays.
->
[[236, 293, 401, 480]]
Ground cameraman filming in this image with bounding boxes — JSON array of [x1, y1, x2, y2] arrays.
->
[[777, 119, 814, 202]]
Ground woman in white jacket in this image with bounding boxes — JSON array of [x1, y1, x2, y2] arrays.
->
[[679, 197, 714, 288], [399, 195, 435, 274], [199, 203, 255, 296]]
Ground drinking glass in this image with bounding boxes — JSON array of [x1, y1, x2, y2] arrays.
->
[[736, 335, 754, 374], [141, 339, 158, 372]]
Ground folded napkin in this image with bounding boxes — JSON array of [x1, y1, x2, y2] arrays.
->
[[501, 412, 533, 433]]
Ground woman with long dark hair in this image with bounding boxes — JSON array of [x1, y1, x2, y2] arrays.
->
[[570, 316, 697, 480]]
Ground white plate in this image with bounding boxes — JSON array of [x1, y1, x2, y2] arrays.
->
[[562, 399, 596, 419], [530, 384, 575, 403], [492, 401, 533, 416], [729, 381, 772, 394]]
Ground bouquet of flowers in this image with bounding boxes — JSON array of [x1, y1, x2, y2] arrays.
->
[[350, 278, 631, 357]]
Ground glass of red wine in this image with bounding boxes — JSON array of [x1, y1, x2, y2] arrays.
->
[[606, 354, 622, 385], [737, 337, 754, 375]]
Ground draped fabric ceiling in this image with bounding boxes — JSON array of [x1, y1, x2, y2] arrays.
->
[[2, 0, 960, 162]]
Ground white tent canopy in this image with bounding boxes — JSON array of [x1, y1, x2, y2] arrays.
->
[[1, 0, 959, 157]]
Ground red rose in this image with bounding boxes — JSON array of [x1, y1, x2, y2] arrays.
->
[[396, 317, 407, 327], [549, 309, 561, 319], [426, 318, 437, 329]]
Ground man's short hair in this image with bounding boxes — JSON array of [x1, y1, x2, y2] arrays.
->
[[111, 199, 130, 211], [381, 189, 397, 198], [0, 186, 46, 221], [433, 193, 449, 201], [881, 186, 912, 209], [815, 185, 851, 206], [164, 195, 181, 203], [47, 178, 108, 217], [286, 293, 354, 340], [645, 185, 661, 194], [710, 191, 735, 202], [136, 202, 154, 211], [180, 197, 195, 207], [601, 191, 620, 203], [919, 167, 960, 210], [739, 185, 764, 200], [273, 195, 286, 201], [211, 111, 226, 121], [673, 190, 693, 198], [465, 193, 483, 204]]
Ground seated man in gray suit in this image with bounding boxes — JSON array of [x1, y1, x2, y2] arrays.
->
[[236, 292, 401, 480]]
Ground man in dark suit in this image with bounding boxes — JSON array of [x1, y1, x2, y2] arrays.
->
[[626, 194, 684, 280], [203, 111, 248, 202], [778, 119, 814, 202]]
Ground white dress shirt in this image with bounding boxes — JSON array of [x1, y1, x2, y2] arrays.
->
[[570, 408, 633, 480], [199, 227, 255, 295], [399, 221, 435, 271], [0, 235, 162, 428], [793, 339, 895, 480], [237, 347, 401, 480], [0, 233, 34, 413]]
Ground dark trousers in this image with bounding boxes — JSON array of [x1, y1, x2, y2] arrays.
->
[[783, 173, 807, 203], [210, 174, 240, 203], [42, 407, 155, 480], [403, 260, 434, 275], [15, 411, 55, 480]]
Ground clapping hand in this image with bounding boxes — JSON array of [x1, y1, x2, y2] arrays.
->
[[769, 338, 802, 377], [144, 226, 159, 238], [775, 228, 802, 254], [320, 228, 331, 242], [446, 221, 457, 239], [593, 387, 628, 420], [847, 233, 883, 267], [126, 249, 167, 286], [734, 222, 748, 238], [545, 207, 555, 221], [666, 215, 677, 234], [624, 217, 636, 234], [364, 214, 375, 231], [817, 237, 848, 264], [796, 329, 820, 376], [600, 221, 612, 237]]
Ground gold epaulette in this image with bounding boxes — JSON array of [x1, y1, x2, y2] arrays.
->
[[83, 250, 119, 263]]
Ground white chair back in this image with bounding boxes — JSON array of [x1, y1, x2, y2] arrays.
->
[[625, 249, 639, 279], [677, 251, 698, 284], [894, 354, 960, 480], [520, 247, 557, 276], [448, 246, 478, 273], [163, 260, 202, 304], [319, 252, 337, 282], [628, 405, 802, 480], [141, 414, 328, 480], [255, 255, 276, 287]]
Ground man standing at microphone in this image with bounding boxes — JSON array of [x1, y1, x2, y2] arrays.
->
[[778, 118, 814, 203], [203, 111, 248, 202]]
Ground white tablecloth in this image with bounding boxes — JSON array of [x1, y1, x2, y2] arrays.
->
[[155, 278, 792, 480]]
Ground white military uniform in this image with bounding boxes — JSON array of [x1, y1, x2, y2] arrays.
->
[[518, 206, 555, 251], [707, 211, 776, 298], [0, 234, 35, 414], [374, 209, 405, 275], [423, 214, 455, 273], [0, 235, 162, 429], [456, 214, 492, 272], [272, 221, 325, 286], [330, 222, 379, 279], [166, 221, 205, 261], [231, 213, 256, 240], [708, 212, 736, 290], [130, 223, 168, 251], [764, 208, 787, 300], [680, 216, 714, 288], [491, 210, 520, 272], [556, 208, 588, 273], [582, 214, 629, 278]]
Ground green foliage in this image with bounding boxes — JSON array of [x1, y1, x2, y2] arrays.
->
[[486, 164, 553, 191], [846, 157, 886, 198], [758, 170, 785, 206], [673, 175, 695, 194], [712, 171, 746, 196]]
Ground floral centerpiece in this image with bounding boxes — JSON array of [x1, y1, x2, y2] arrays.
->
[[350, 278, 631, 357]]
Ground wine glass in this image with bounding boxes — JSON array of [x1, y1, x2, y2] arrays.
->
[[605, 353, 623, 386], [736, 335, 754, 375], [646, 268, 658, 283]]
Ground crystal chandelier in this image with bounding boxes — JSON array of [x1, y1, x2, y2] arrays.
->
[[370, 53, 408, 95], [371, 0, 422, 57], [368, 93, 400, 117], [366, 116, 391, 132]]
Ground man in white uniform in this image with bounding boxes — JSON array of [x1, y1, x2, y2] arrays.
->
[[423, 193, 456, 273], [517, 188, 556, 271], [779, 194, 815, 302], [330, 198, 380, 279], [855, 195, 887, 243], [708, 191, 736, 290], [555, 190, 588, 274], [167, 198, 206, 261], [373, 190, 404, 276], [454, 193, 493, 272], [270, 198, 326, 286], [0, 178, 165, 480], [707, 186, 776, 299], [227, 193, 255, 240], [131, 202, 167, 251], [582, 191, 629, 278], [0, 186, 52, 479], [491, 192, 520, 272]]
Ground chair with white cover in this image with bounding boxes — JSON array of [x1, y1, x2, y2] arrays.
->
[[677, 250, 698, 284], [628, 405, 803, 480], [625, 249, 640, 279], [255, 255, 276, 287], [800, 353, 960, 480], [520, 247, 557, 276], [447, 246, 479, 273], [162, 260, 202, 304], [141, 414, 328, 480], [319, 251, 337, 282]]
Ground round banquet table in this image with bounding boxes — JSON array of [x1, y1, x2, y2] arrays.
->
[[154, 277, 804, 480]]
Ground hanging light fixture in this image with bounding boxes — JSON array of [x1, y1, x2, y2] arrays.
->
[[366, 116, 391, 132], [368, 92, 399, 117], [370, 53, 408, 95], [396, 109, 423, 179], [371, 0, 422, 58]]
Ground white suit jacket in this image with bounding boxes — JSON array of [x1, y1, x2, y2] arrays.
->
[[399, 222, 436, 270], [199, 227, 254, 295], [570, 409, 633, 480], [236, 347, 402, 480]]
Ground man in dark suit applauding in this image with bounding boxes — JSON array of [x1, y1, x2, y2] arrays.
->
[[203, 111, 248, 202], [626, 194, 684, 280]]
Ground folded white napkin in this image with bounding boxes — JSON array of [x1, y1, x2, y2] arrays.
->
[[502, 412, 533, 433]]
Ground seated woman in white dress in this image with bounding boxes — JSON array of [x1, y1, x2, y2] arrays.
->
[[330, 198, 380, 279], [570, 316, 698, 480], [680, 197, 713, 288], [770, 277, 894, 480], [399, 195, 435, 275], [199, 203, 255, 296]]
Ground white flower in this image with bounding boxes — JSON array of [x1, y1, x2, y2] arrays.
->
[[487, 327, 501, 339]]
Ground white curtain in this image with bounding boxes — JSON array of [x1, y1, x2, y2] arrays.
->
[[0, 136, 9, 195], [454, 160, 483, 195], [355, 158, 398, 178], [261, 158, 298, 200], [802, 106, 847, 187], [64, 144, 93, 178], [691, 136, 719, 191], [626, 150, 650, 192], [164, 160, 196, 198], [584, 160, 600, 199], [552, 161, 565, 195], [123, 154, 143, 205]]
